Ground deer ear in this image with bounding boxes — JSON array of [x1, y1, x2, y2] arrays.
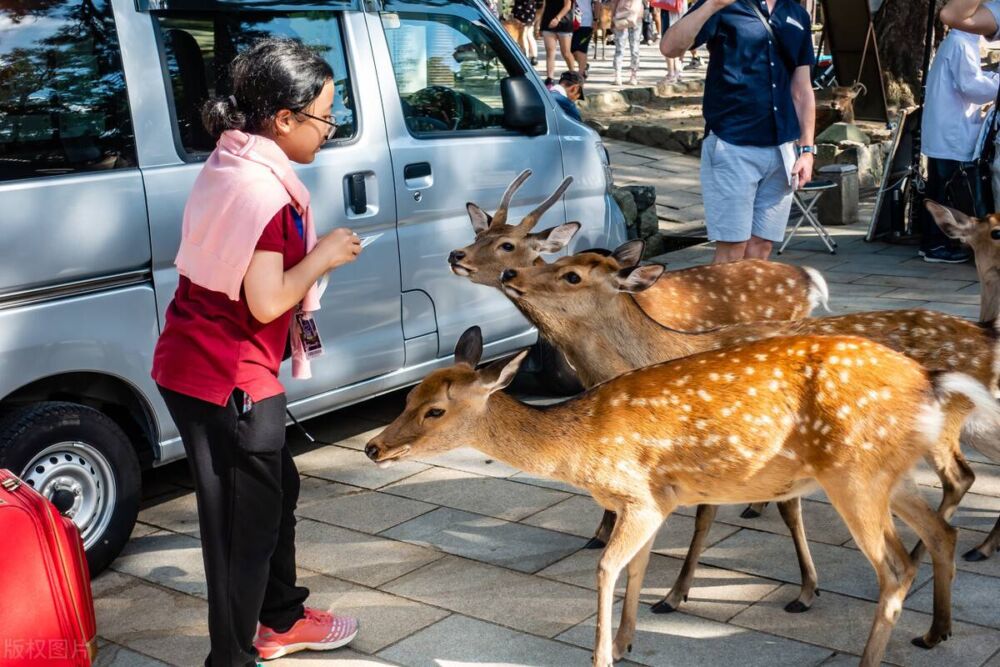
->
[[466, 203, 493, 235], [615, 264, 665, 293], [478, 349, 529, 393], [454, 327, 484, 367], [535, 222, 581, 253], [926, 200, 977, 241], [611, 240, 645, 267]]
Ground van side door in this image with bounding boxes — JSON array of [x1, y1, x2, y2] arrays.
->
[[370, 0, 569, 357]]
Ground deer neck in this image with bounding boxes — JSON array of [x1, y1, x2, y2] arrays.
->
[[976, 261, 1000, 322], [474, 392, 606, 490]]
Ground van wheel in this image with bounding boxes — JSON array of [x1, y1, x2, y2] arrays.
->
[[0, 402, 141, 577], [537, 338, 585, 396]]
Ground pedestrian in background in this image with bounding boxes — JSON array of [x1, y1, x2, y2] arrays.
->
[[541, 0, 577, 82], [152, 38, 363, 665], [572, 0, 598, 78], [653, 0, 687, 84], [663, 0, 816, 263], [551, 70, 586, 121], [612, 0, 644, 85]]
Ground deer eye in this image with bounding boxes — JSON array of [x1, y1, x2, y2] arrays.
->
[[991, 229, 1000, 241], [500, 242, 515, 252], [424, 408, 445, 419], [563, 272, 581, 284]]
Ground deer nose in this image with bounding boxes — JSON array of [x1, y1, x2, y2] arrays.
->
[[365, 444, 380, 461], [501, 269, 517, 283], [448, 250, 465, 264]]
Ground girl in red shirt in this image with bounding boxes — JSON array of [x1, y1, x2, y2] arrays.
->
[[152, 38, 361, 666]]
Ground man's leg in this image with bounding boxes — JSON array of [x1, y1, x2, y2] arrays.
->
[[700, 134, 761, 264], [747, 146, 795, 260]]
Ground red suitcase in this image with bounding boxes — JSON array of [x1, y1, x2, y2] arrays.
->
[[0, 469, 97, 666]]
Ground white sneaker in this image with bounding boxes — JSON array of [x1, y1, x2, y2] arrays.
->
[[628, 72, 638, 86], [613, 73, 622, 86]]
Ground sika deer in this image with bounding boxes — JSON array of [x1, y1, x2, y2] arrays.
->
[[925, 200, 1000, 562], [450, 171, 829, 329], [501, 247, 996, 612], [366, 327, 991, 666]]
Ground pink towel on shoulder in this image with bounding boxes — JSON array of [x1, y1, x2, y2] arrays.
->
[[175, 129, 323, 378]]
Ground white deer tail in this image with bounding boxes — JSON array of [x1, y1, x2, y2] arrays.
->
[[802, 266, 830, 314], [932, 371, 1000, 462]]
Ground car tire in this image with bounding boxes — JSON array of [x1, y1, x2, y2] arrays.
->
[[536, 338, 585, 396], [0, 402, 141, 577]]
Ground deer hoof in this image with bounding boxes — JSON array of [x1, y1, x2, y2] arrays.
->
[[740, 506, 762, 519], [783, 599, 812, 614], [962, 547, 991, 562], [912, 631, 950, 650], [583, 536, 607, 550], [650, 599, 679, 614]]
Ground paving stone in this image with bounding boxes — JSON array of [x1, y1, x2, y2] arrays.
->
[[509, 471, 589, 495], [111, 530, 208, 599], [656, 189, 703, 209], [271, 649, 399, 665], [732, 584, 1000, 667], [607, 151, 659, 167], [557, 600, 833, 667], [538, 550, 781, 624], [384, 466, 569, 522], [295, 422, 387, 452], [382, 507, 586, 573], [294, 445, 429, 490], [297, 481, 436, 534], [381, 556, 597, 638], [906, 569, 1000, 629], [294, 519, 442, 587], [520, 494, 613, 537], [95, 643, 170, 666], [951, 492, 1000, 535], [881, 289, 981, 305], [710, 499, 855, 546], [92, 571, 209, 666], [291, 411, 387, 447], [827, 297, 931, 314], [984, 649, 1000, 666], [138, 491, 200, 537], [408, 446, 521, 478], [921, 301, 982, 319], [291, 569, 448, 654], [700, 529, 932, 602], [821, 269, 871, 284], [827, 262, 956, 279], [378, 614, 593, 666]]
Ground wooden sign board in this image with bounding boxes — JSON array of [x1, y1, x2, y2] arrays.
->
[[819, 0, 890, 123]]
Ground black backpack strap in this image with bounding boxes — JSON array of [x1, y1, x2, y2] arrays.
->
[[741, 0, 796, 74]]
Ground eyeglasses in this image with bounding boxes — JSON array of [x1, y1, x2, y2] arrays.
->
[[296, 111, 338, 141]]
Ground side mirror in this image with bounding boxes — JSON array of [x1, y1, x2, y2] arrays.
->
[[501, 76, 547, 136]]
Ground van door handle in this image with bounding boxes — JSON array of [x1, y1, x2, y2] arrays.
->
[[346, 172, 367, 215], [404, 162, 433, 189]]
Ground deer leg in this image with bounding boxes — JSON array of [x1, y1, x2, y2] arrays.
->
[[776, 498, 819, 613], [964, 514, 1000, 562], [612, 536, 656, 661], [891, 478, 957, 649], [913, 410, 973, 563], [651, 503, 717, 614], [585, 510, 617, 550], [823, 482, 914, 667], [741, 501, 768, 519], [594, 508, 665, 667]]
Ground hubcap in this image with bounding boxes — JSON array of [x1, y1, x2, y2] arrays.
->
[[21, 442, 117, 551]]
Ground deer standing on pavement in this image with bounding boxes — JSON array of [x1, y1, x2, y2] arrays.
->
[[925, 200, 1000, 562], [448, 170, 830, 329], [366, 326, 990, 667], [500, 246, 999, 613]]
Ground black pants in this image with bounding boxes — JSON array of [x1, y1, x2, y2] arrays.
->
[[920, 157, 987, 252], [158, 387, 309, 667]]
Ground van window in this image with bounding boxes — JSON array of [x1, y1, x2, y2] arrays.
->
[[0, 1, 137, 182], [381, 7, 524, 135], [155, 13, 357, 157]]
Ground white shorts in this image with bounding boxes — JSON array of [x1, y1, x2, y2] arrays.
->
[[700, 134, 796, 243]]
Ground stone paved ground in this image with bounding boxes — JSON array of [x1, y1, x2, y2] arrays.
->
[[93, 141, 1000, 666]]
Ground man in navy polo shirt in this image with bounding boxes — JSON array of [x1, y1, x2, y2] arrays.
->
[[662, 0, 816, 264]]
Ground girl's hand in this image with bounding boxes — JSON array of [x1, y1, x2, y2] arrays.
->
[[316, 228, 362, 270], [549, 17, 560, 28]]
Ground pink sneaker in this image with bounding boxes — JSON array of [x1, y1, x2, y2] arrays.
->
[[255, 607, 359, 660]]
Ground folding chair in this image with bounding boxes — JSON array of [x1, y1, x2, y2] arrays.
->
[[777, 179, 839, 255]]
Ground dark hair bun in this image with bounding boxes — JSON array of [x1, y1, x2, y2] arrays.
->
[[202, 95, 246, 138], [202, 37, 334, 139]]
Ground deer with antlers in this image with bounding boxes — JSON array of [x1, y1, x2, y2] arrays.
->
[[499, 243, 998, 614], [367, 326, 993, 667], [448, 170, 830, 330]]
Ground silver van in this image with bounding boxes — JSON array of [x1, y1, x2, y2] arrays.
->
[[0, 0, 626, 573]]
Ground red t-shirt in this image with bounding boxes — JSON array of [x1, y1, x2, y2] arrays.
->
[[152, 205, 307, 406]]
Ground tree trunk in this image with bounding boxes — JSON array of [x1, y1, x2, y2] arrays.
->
[[874, 0, 944, 106]]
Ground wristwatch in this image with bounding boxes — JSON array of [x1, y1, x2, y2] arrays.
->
[[799, 145, 817, 155]]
